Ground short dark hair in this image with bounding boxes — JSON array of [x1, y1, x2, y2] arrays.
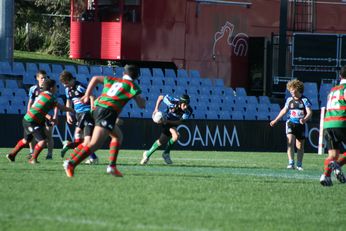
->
[[340, 65, 346, 79], [42, 79, 56, 91], [180, 94, 190, 105], [59, 70, 74, 82], [124, 64, 139, 79], [36, 70, 47, 78]]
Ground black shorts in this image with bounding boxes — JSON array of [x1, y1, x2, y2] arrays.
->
[[23, 119, 47, 142], [286, 121, 306, 140], [76, 111, 94, 137], [324, 128, 346, 150], [92, 106, 118, 132], [158, 124, 176, 144]]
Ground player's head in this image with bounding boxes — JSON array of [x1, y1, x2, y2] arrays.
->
[[124, 64, 140, 80], [36, 70, 47, 87], [42, 79, 57, 94], [179, 94, 190, 110], [340, 65, 346, 79], [59, 70, 75, 88], [287, 79, 304, 97]]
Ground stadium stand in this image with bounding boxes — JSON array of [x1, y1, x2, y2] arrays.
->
[[177, 69, 188, 78], [164, 69, 177, 78], [51, 63, 64, 74]]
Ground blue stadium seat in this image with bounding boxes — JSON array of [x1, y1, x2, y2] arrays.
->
[[257, 104, 270, 113], [310, 97, 320, 110], [6, 105, 22, 114], [151, 77, 164, 87], [63, 65, 77, 75], [219, 111, 231, 120], [77, 65, 90, 75], [209, 95, 223, 105], [1, 89, 14, 97], [177, 69, 188, 78], [174, 87, 186, 96], [211, 86, 224, 96], [139, 77, 151, 86], [23, 72, 36, 85], [231, 110, 244, 120], [244, 113, 257, 120], [164, 77, 176, 86], [161, 85, 174, 94], [152, 68, 164, 78], [12, 62, 26, 75], [258, 96, 271, 105], [38, 63, 52, 75], [51, 63, 64, 74], [14, 88, 27, 97], [90, 65, 103, 75], [130, 110, 142, 118], [223, 87, 234, 97], [164, 69, 176, 78], [246, 96, 258, 105], [5, 79, 18, 89], [10, 97, 25, 106], [269, 104, 281, 113], [0, 61, 12, 75], [214, 78, 224, 87], [140, 68, 152, 78], [199, 86, 211, 95], [189, 79, 200, 87], [176, 77, 189, 87], [256, 111, 270, 121], [75, 74, 89, 85], [244, 104, 257, 113], [102, 66, 114, 76], [208, 104, 220, 112], [234, 96, 247, 107], [206, 111, 219, 120], [187, 86, 199, 95], [142, 109, 152, 118], [189, 70, 201, 78], [200, 78, 212, 86], [0, 80, 4, 89], [304, 82, 318, 93], [235, 87, 247, 96], [26, 63, 38, 73], [115, 67, 124, 76], [0, 96, 10, 106], [193, 111, 206, 119]]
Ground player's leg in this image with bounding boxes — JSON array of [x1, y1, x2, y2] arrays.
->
[[141, 135, 166, 165], [29, 126, 48, 164], [295, 139, 305, 171], [83, 118, 99, 164], [45, 125, 54, 159], [106, 125, 123, 177], [61, 127, 83, 158], [27, 140, 35, 159], [7, 119, 34, 162], [286, 134, 295, 169], [162, 127, 179, 164]]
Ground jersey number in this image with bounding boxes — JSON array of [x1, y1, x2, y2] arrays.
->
[[326, 90, 340, 110], [107, 82, 122, 97]]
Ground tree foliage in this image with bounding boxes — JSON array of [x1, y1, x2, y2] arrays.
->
[[15, 0, 70, 57]]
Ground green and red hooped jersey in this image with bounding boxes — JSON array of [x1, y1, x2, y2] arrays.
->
[[24, 91, 57, 124], [95, 76, 142, 113], [324, 83, 346, 128]]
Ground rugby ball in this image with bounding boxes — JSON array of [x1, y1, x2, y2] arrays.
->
[[152, 111, 164, 124]]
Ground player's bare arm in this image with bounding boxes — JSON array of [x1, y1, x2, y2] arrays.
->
[[134, 94, 146, 109], [300, 107, 313, 124], [81, 76, 104, 104], [270, 107, 288, 127]]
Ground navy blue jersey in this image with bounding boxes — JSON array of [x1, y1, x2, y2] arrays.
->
[[65, 81, 91, 113], [284, 95, 312, 124], [28, 84, 42, 102], [162, 94, 193, 121]]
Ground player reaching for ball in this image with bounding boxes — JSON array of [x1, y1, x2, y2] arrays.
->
[[140, 94, 193, 165]]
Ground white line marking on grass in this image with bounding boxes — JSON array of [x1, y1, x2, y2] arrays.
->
[[0, 213, 216, 231]]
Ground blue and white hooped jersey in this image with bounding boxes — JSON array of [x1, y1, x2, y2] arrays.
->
[[162, 94, 193, 121], [65, 81, 90, 113], [284, 95, 311, 124], [28, 84, 42, 102]]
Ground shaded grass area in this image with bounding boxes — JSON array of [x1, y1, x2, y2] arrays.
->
[[1, 149, 345, 231], [14, 50, 84, 65]]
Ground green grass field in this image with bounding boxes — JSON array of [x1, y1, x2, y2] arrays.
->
[[1, 148, 345, 231]]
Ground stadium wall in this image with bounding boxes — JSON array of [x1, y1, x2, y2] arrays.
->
[[0, 115, 322, 153]]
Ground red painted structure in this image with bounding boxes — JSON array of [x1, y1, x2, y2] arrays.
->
[[70, 0, 346, 88]]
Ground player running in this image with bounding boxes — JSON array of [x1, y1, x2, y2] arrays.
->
[[59, 71, 99, 164], [320, 66, 346, 186], [140, 94, 192, 165], [6, 79, 75, 163], [63, 64, 146, 177]]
